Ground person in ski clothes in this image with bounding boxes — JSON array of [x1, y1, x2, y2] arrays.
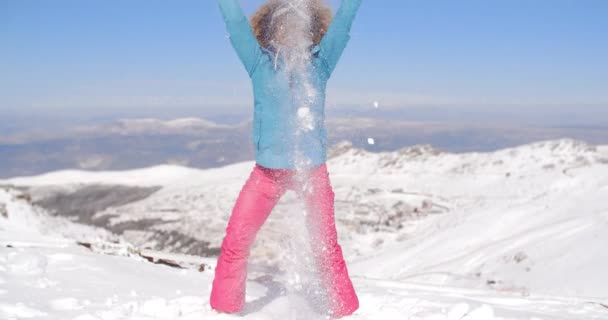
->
[[210, 0, 362, 317]]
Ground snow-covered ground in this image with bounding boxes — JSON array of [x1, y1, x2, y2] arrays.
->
[[2, 138, 608, 319]]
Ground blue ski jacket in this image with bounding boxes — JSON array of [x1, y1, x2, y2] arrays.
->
[[218, 0, 362, 169]]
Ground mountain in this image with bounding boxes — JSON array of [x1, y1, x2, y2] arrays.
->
[[2, 182, 607, 319], [2, 116, 608, 178], [3, 138, 608, 300]]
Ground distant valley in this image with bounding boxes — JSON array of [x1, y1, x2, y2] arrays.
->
[[2, 116, 608, 178]]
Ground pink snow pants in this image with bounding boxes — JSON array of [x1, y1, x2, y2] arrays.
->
[[210, 163, 359, 318]]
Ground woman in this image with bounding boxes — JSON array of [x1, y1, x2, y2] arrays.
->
[[210, 0, 362, 317]]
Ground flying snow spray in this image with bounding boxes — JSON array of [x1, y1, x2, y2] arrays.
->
[[269, 0, 334, 317]]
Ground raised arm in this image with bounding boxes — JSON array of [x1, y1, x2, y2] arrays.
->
[[218, 0, 263, 77], [318, 0, 363, 76]]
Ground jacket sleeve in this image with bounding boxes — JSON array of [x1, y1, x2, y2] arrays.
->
[[318, 0, 362, 76], [218, 0, 263, 77]]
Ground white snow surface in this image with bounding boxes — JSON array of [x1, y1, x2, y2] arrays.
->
[[1, 138, 608, 319]]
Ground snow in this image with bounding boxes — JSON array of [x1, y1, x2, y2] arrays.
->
[[1, 229, 606, 320], [115, 117, 227, 131], [1, 138, 608, 319], [1, 164, 215, 187], [2, 214, 607, 320]]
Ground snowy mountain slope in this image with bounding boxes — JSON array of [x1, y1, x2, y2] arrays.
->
[[2, 189, 608, 319], [1, 164, 204, 188], [2, 139, 608, 300], [0, 188, 122, 248], [341, 139, 608, 297], [1, 145, 453, 258], [1, 163, 257, 256], [110, 117, 234, 132]]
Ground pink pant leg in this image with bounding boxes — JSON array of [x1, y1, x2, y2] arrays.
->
[[210, 164, 287, 313], [299, 164, 359, 318]]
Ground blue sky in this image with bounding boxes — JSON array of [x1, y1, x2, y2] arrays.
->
[[1, 0, 607, 116]]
